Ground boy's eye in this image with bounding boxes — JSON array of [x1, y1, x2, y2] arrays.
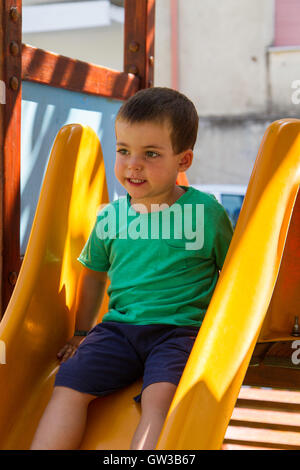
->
[[146, 151, 160, 158], [117, 148, 129, 156]]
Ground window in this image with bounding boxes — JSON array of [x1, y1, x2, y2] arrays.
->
[[221, 194, 245, 229], [275, 0, 300, 47]]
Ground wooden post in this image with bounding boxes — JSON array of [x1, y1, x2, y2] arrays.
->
[[124, 0, 155, 89], [0, 0, 22, 315]]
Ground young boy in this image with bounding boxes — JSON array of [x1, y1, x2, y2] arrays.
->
[[30, 87, 233, 450]]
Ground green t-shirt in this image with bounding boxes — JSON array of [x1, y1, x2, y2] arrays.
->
[[78, 185, 233, 327]]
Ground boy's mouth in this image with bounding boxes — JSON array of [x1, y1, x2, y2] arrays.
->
[[127, 178, 147, 186]]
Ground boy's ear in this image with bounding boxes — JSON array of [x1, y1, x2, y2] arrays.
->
[[177, 149, 193, 172]]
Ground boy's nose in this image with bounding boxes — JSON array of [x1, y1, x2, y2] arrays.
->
[[128, 156, 143, 170]]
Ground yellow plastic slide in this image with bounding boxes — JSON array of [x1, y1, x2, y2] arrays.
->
[[0, 120, 299, 450]]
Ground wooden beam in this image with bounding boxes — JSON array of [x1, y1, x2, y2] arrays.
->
[[244, 363, 300, 390], [0, 0, 22, 315], [124, 0, 155, 89], [22, 44, 140, 100]]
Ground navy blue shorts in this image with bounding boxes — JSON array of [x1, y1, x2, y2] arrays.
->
[[55, 321, 199, 402]]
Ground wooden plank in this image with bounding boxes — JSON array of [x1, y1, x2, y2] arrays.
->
[[22, 44, 139, 100], [124, 0, 155, 89], [237, 387, 300, 412], [0, 0, 22, 315], [225, 425, 300, 448], [238, 386, 300, 404], [222, 442, 281, 450], [237, 399, 300, 413], [231, 407, 300, 429]]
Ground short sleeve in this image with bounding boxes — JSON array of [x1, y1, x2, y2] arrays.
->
[[77, 217, 110, 272], [213, 208, 233, 270]]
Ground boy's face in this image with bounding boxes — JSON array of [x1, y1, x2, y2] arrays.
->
[[114, 118, 193, 209]]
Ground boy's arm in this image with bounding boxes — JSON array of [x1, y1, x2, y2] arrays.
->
[[74, 266, 107, 332], [57, 266, 107, 362]]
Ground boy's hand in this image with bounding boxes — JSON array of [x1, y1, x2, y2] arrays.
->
[[57, 335, 85, 363]]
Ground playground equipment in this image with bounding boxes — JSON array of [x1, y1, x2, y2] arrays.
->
[[0, 117, 299, 449]]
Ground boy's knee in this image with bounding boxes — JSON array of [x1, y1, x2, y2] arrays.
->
[[52, 386, 96, 405], [141, 382, 177, 415]]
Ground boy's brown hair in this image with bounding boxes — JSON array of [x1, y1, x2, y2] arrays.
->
[[116, 87, 199, 154]]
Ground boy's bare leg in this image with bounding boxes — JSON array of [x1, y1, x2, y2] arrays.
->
[[130, 382, 177, 450], [30, 386, 96, 450]]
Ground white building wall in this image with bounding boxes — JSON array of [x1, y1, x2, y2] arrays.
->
[[154, 0, 172, 88], [155, 0, 300, 185], [23, 22, 124, 71], [268, 48, 300, 114], [178, 0, 274, 116], [155, 0, 275, 115], [22, 0, 124, 71]]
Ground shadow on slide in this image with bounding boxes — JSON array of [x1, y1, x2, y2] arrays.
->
[[0, 121, 299, 449]]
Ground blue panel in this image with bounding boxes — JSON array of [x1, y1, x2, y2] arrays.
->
[[21, 81, 126, 254]]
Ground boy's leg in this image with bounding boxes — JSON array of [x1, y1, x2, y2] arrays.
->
[[130, 382, 176, 450], [129, 325, 200, 450], [30, 386, 97, 450], [35, 322, 143, 450]]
